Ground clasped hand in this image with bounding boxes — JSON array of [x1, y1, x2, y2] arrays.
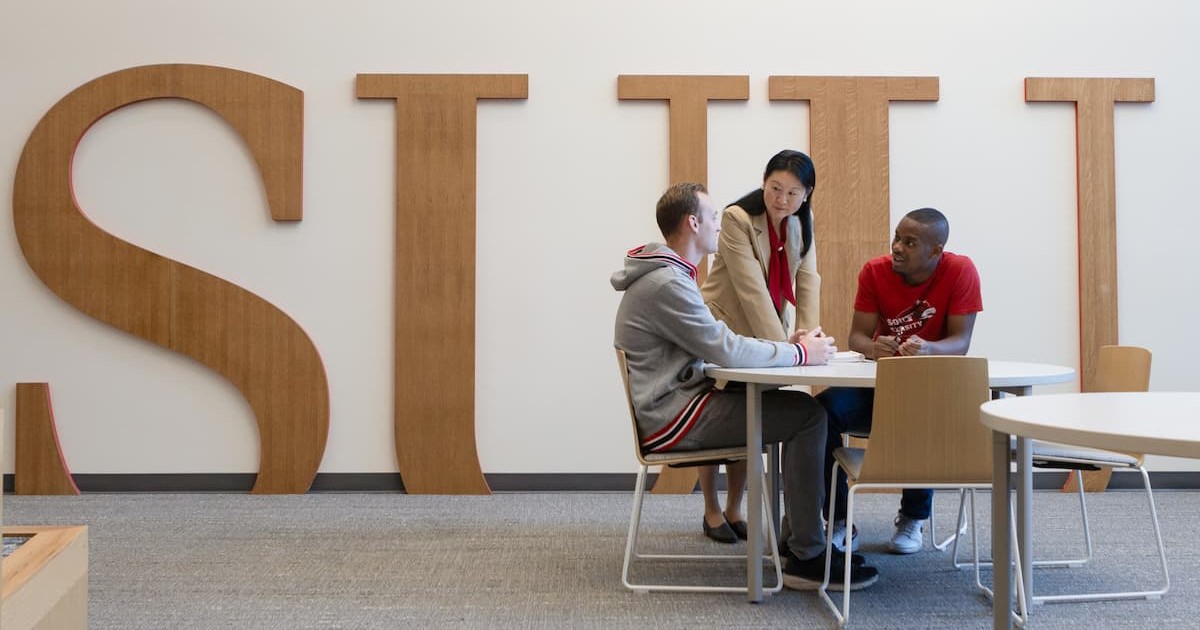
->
[[875, 334, 928, 357], [789, 327, 837, 364]]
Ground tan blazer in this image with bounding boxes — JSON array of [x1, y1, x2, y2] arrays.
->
[[701, 205, 820, 341]]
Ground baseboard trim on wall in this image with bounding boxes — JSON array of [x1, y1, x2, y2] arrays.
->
[[3, 471, 1199, 493]]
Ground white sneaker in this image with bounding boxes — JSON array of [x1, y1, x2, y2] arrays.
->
[[830, 520, 860, 553], [889, 513, 924, 554]]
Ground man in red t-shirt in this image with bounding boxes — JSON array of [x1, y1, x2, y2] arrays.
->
[[820, 208, 983, 555]]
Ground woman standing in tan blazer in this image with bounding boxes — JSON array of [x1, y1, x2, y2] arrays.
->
[[695, 150, 821, 543]]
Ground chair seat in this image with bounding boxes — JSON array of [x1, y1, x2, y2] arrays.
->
[[832, 447, 866, 480], [1029, 440, 1140, 468], [641, 446, 749, 466]]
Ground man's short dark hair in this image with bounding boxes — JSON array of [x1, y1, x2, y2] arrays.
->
[[656, 182, 708, 237], [905, 207, 950, 246]]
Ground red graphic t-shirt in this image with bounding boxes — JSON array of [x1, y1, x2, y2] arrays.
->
[[854, 252, 983, 344]]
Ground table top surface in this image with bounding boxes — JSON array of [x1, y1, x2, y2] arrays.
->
[[706, 358, 1075, 388], [980, 391, 1200, 459]]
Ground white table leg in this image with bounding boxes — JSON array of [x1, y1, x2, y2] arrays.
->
[[1016, 435, 1033, 606], [746, 382, 764, 602], [992, 429, 1014, 630], [993, 385, 1035, 608], [1012, 386, 1034, 608]]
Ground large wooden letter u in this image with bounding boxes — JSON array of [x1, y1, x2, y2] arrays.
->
[[357, 74, 528, 494]]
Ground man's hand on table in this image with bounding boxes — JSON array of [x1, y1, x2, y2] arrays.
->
[[873, 335, 900, 359], [898, 335, 930, 356], [790, 327, 837, 365]]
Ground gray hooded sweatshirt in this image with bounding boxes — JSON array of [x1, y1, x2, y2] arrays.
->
[[611, 243, 803, 452]]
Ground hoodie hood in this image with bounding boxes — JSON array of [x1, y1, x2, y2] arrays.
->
[[610, 243, 697, 292]]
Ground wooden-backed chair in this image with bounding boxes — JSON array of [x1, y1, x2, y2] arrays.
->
[[615, 348, 782, 594], [818, 356, 1026, 627], [949, 345, 1168, 604]]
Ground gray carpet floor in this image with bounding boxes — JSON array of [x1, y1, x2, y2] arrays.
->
[[4, 489, 1197, 629]]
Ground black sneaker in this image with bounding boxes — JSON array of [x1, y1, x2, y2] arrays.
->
[[779, 545, 866, 567], [782, 551, 880, 591]]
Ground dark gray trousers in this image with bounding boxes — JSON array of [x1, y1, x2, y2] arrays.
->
[[671, 386, 828, 560]]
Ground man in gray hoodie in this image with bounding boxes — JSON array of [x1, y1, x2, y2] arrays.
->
[[612, 182, 879, 590]]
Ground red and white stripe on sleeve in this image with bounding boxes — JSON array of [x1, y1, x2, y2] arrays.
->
[[793, 343, 807, 366]]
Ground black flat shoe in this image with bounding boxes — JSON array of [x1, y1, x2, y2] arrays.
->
[[703, 518, 739, 544], [726, 519, 749, 541]]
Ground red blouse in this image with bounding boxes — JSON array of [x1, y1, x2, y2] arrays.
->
[[766, 219, 794, 313]]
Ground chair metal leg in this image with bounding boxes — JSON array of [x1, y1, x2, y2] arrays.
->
[[622, 464, 783, 594], [957, 467, 1169, 607], [760, 467, 784, 594], [951, 474, 1091, 571], [841, 489, 858, 623], [1032, 466, 1170, 604], [950, 488, 995, 570], [621, 465, 650, 591], [971, 492, 1029, 627], [767, 444, 782, 539], [818, 478, 1024, 626], [933, 488, 971, 551], [1027, 471, 1091, 569], [816, 458, 854, 624], [1069, 470, 1094, 566]]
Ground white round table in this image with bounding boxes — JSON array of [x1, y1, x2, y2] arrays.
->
[[982, 392, 1200, 458], [704, 358, 1076, 603], [980, 391, 1200, 630], [707, 359, 1074, 393]]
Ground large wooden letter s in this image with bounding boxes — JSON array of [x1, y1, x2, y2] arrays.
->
[[12, 64, 329, 494]]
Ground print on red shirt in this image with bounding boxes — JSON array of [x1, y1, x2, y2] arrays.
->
[[885, 299, 937, 343]]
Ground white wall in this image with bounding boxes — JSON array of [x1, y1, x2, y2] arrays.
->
[[1, 1, 1197, 476]]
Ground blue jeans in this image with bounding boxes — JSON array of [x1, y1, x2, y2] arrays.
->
[[817, 387, 933, 521]]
